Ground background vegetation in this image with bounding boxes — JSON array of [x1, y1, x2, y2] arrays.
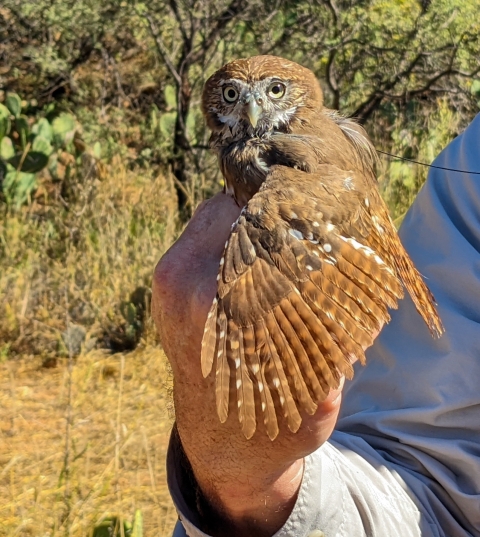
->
[[1, 0, 479, 535]]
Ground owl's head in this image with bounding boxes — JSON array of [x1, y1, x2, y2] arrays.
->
[[202, 55, 323, 141]]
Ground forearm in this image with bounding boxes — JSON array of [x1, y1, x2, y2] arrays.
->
[[153, 193, 343, 534], [170, 364, 302, 536], [185, 441, 304, 537], [173, 373, 343, 536]]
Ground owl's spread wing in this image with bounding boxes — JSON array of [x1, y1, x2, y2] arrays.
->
[[201, 165, 403, 440]]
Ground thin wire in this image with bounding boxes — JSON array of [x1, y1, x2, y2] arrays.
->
[[377, 149, 480, 175]]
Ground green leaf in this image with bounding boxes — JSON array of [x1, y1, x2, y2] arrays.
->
[[402, 173, 416, 190], [186, 111, 197, 144], [471, 80, 480, 98], [0, 103, 11, 142], [15, 115, 29, 149], [32, 118, 53, 142], [52, 113, 76, 147], [0, 160, 7, 182], [121, 302, 138, 325], [0, 137, 15, 160], [164, 84, 177, 109], [3, 170, 37, 208], [93, 141, 102, 159], [8, 151, 49, 173], [472, 80, 480, 107], [159, 111, 176, 139], [32, 135, 53, 156], [92, 517, 132, 537], [150, 105, 159, 131], [5, 93, 22, 118], [45, 103, 56, 115], [131, 510, 143, 537], [47, 153, 60, 179]]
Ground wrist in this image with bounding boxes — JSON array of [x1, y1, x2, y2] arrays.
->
[[195, 455, 304, 537], [173, 375, 342, 536]]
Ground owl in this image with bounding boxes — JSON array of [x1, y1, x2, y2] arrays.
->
[[200, 55, 444, 440]]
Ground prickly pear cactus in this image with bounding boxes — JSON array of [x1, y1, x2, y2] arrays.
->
[[0, 92, 80, 207]]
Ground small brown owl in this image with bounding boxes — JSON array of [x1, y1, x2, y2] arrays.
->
[[200, 55, 444, 440]]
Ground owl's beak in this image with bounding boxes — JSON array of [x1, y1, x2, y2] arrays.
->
[[245, 99, 262, 128]]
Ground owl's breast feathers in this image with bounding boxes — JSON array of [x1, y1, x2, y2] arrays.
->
[[212, 112, 378, 207], [216, 137, 271, 207]]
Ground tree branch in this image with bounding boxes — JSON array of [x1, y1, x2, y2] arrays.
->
[[187, 0, 247, 65], [144, 11, 182, 87], [168, 0, 192, 48], [353, 50, 425, 121]]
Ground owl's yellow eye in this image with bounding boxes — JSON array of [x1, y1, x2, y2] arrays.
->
[[223, 86, 239, 103], [268, 82, 286, 99]]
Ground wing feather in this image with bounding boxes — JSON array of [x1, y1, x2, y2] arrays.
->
[[201, 297, 218, 377], [202, 164, 431, 439], [265, 310, 318, 414], [272, 304, 325, 402], [215, 311, 230, 423], [259, 320, 302, 434], [245, 324, 279, 440], [229, 322, 256, 439]]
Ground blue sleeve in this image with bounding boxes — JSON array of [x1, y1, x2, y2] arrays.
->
[[339, 113, 480, 535]]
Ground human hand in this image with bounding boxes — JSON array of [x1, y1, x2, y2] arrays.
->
[[152, 193, 358, 537]]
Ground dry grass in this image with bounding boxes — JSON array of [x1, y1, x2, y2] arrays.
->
[[0, 158, 183, 536], [0, 345, 177, 537], [0, 156, 178, 359]]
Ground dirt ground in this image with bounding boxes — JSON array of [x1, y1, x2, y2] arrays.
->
[[0, 346, 178, 536]]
